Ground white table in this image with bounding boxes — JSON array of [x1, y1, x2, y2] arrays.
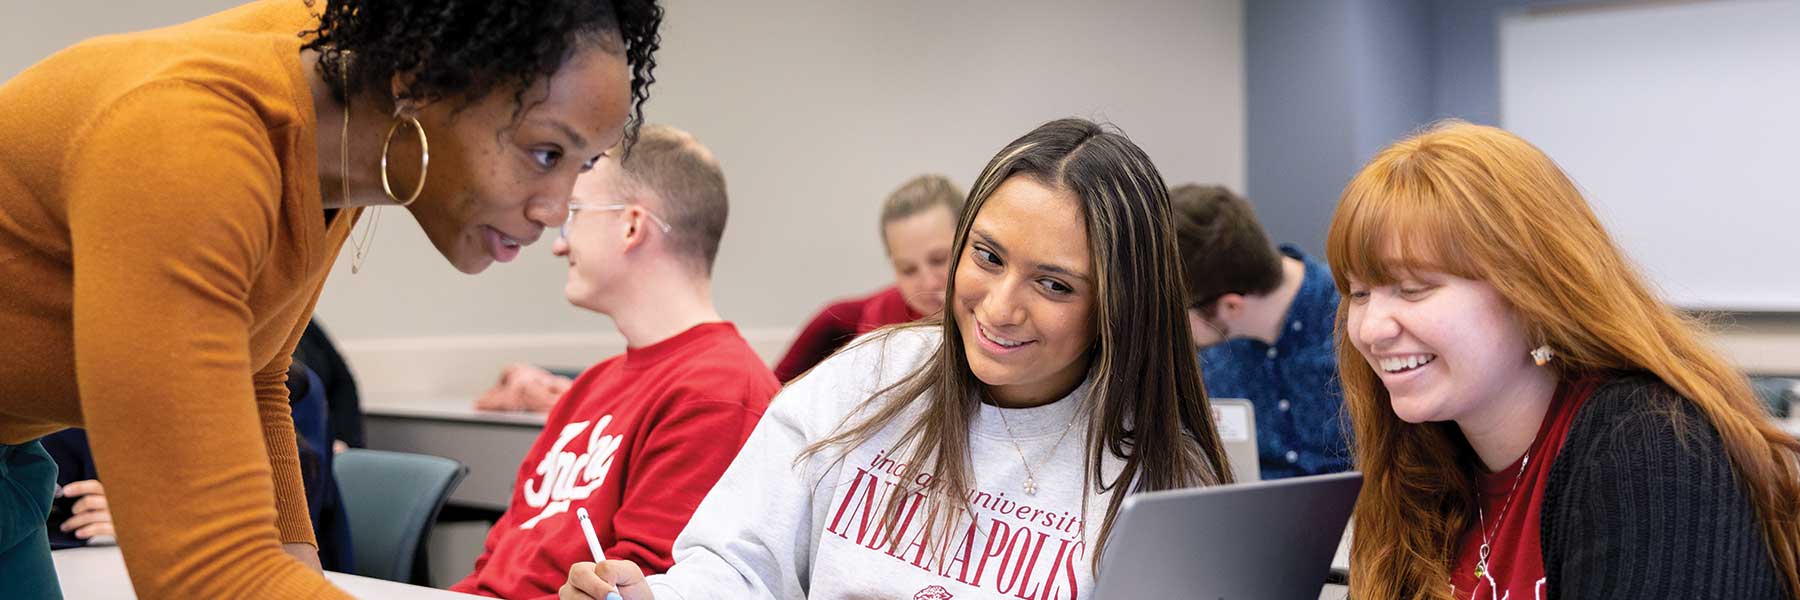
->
[[362, 396, 547, 510], [52, 546, 482, 599]]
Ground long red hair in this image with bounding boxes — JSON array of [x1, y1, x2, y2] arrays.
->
[[1327, 120, 1800, 599]]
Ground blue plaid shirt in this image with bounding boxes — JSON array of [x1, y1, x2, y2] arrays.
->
[[1198, 246, 1351, 479]]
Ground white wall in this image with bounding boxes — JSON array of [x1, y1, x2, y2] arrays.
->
[[6, 0, 1246, 395], [4, 0, 1252, 394], [1500, 0, 1800, 311], [306, 0, 1248, 395], [17, 1, 1797, 388], [0, 1, 239, 80]]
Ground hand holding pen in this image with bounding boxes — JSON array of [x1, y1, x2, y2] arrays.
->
[[560, 507, 652, 600]]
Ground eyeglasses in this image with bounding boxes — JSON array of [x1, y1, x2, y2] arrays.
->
[[559, 202, 674, 240]]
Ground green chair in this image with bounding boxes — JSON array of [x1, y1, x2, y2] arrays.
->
[[333, 448, 468, 584]]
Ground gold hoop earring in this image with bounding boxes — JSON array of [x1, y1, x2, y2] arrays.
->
[[380, 111, 429, 206]]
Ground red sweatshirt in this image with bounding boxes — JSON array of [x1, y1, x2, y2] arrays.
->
[[772, 286, 921, 381], [451, 322, 779, 599]]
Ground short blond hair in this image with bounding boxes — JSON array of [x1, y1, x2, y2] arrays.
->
[[877, 174, 964, 246], [616, 124, 727, 274]]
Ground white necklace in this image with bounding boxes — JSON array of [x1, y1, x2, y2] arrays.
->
[[992, 402, 1078, 496], [1473, 451, 1530, 583]]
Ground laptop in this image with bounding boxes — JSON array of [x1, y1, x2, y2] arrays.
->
[[1209, 398, 1260, 482], [1091, 471, 1363, 600]]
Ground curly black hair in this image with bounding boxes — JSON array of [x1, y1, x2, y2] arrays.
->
[[300, 0, 662, 147]]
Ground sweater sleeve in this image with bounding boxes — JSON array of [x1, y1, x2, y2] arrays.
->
[[1541, 380, 1784, 599], [258, 351, 322, 547], [644, 393, 824, 599], [453, 480, 521, 592], [65, 81, 346, 599], [647, 336, 897, 600], [607, 395, 766, 573]]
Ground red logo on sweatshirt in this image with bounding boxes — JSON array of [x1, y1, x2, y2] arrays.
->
[[825, 453, 1088, 599], [914, 585, 954, 600]]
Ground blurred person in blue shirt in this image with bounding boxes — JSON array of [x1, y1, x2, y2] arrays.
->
[[1172, 184, 1349, 479]]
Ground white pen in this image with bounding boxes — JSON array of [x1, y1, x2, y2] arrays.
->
[[577, 507, 607, 562], [577, 508, 623, 600]]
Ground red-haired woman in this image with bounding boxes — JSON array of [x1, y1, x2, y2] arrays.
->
[[1330, 121, 1799, 599]]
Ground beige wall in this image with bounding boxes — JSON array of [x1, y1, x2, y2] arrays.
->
[[5, 0, 1247, 396], [15, 1, 1790, 397], [0, 1, 241, 80], [1709, 313, 1800, 378], [304, 0, 1251, 395], [311, 0, 1248, 333]]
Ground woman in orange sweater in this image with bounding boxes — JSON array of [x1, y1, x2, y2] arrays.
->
[[0, 1, 661, 597]]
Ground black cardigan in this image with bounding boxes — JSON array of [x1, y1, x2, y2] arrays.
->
[[1541, 374, 1787, 598]]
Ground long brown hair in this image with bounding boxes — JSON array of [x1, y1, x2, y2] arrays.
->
[[1328, 120, 1800, 599], [799, 118, 1231, 569]]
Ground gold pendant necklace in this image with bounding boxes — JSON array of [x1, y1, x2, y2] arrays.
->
[[993, 402, 1078, 496], [1473, 451, 1530, 583], [339, 62, 380, 274]]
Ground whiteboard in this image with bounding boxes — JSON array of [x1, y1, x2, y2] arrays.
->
[[1500, 0, 1800, 311]]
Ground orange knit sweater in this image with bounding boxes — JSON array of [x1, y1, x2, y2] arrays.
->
[[0, 2, 357, 597]]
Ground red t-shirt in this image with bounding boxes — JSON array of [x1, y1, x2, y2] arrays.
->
[[772, 286, 921, 381], [1450, 376, 1602, 600], [451, 322, 780, 599]]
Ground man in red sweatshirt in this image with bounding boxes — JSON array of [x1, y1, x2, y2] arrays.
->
[[451, 125, 779, 599]]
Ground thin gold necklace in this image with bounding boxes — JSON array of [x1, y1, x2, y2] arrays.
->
[[340, 62, 380, 274], [1473, 451, 1530, 583], [992, 401, 1079, 496]]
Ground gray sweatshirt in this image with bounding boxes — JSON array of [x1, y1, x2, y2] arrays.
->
[[647, 326, 1119, 599]]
